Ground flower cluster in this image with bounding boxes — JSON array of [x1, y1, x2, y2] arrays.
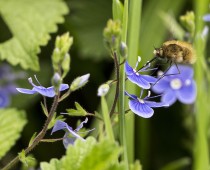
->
[[125, 58, 196, 118]]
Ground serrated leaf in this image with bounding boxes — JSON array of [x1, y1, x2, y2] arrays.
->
[[66, 102, 87, 116], [41, 159, 61, 170], [65, 0, 112, 59], [62, 137, 122, 170], [0, 108, 27, 159], [0, 0, 69, 71]]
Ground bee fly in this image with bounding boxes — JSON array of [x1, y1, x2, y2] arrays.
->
[[141, 40, 196, 85]]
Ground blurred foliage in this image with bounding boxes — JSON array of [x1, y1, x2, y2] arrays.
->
[[0, 0, 209, 170]]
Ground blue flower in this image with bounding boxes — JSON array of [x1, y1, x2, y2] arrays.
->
[[203, 14, 210, 22], [0, 89, 10, 108], [125, 91, 168, 118], [16, 76, 69, 97], [51, 118, 88, 148], [125, 60, 157, 89], [152, 65, 196, 106]]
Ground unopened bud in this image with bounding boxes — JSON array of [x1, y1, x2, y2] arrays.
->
[[70, 74, 90, 91], [180, 11, 195, 36], [119, 42, 127, 58], [61, 53, 71, 78], [52, 73, 62, 94], [97, 84, 110, 97]]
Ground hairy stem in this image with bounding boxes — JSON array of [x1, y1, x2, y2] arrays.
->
[[2, 95, 60, 170]]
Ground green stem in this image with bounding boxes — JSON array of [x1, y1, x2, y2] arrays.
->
[[193, 0, 209, 169], [101, 96, 115, 142], [126, 0, 142, 163], [118, 0, 129, 169], [2, 95, 60, 170]]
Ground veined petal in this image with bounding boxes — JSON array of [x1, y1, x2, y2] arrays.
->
[[16, 88, 36, 94], [125, 61, 135, 75], [141, 75, 157, 83], [33, 86, 55, 97], [177, 80, 196, 104], [145, 101, 169, 108], [129, 99, 154, 118], [127, 74, 151, 89], [161, 89, 177, 106], [166, 65, 193, 80]]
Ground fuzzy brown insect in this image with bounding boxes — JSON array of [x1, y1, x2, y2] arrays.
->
[[153, 40, 196, 64]]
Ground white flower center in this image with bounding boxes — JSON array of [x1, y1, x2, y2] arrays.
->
[[170, 78, 182, 90], [138, 98, 144, 103], [185, 79, 191, 86]]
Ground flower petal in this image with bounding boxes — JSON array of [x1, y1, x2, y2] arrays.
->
[[176, 80, 196, 104], [125, 61, 134, 75], [33, 86, 55, 97], [161, 89, 177, 106], [51, 120, 72, 134], [16, 88, 36, 94], [166, 65, 193, 80], [141, 75, 157, 83], [203, 14, 210, 22], [152, 78, 170, 93], [59, 84, 69, 91], [145, 101, 169, 108], [129, 99, 154, 118], [0, 90, 10, 108], [127, 74, 151, 89], [75, 118, 88, 132]]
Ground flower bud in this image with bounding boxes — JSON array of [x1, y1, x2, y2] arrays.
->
[[52, 73, 62, 94], [119, 42, 127, 58], [97, 84, 110, 97], [70, 74, 90, 91], [61, 53, 71, 78], [103, 19, 122, 50], [180, 11, 195, 36]]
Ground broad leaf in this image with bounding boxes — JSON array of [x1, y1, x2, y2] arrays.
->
[[41, 159, 61, 170], [41, 137, 122, 170], [0, 0, 68, 71], [0, 108, 27, 159]]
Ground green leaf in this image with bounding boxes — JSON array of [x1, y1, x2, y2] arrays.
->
[[40, 137, 122, 170], [0, 108, 27, 159], [41, 159, 61, 170], [28, 132, 37, 147], [0, 0, 69, 71], [66, 102, 88, 116], [41, 102, 49, 117], [65, 0, 112, 59], [130, 160, 142, 170], [62, 137, 122, 170]]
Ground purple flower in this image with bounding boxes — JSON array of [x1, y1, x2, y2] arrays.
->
[[125, 60, 157, 89], [0, 89, 10, 108], [125, 91, 168, 118], [16, 76, 69, 97], [51, 118, 88, 148], [203, 14, 210, 22], [152, 65, 196, 106]]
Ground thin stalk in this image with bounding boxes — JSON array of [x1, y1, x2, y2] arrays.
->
[[118, 0, 129, 169], [2, 95, 60, 170], [110, 51, 120, 116], [126, 0, 142, 163], [101, 96, 115, 142]]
